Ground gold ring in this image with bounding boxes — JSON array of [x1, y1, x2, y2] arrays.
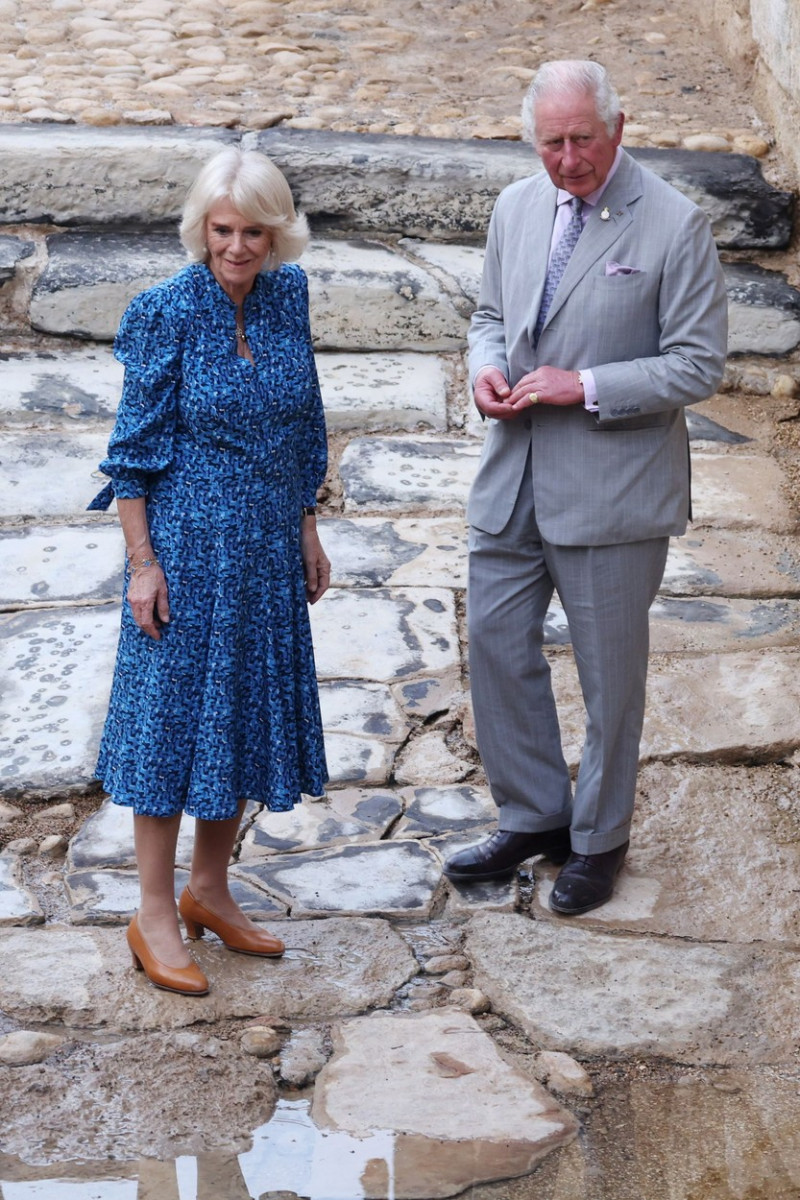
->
[[529, 392, 539, 405]]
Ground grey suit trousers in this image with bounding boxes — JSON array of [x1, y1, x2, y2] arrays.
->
[[468, 463, 668, 855]]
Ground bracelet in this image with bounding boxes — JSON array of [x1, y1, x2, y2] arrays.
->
[[128, 556, 160, 574], [301, 506, 317, 517]]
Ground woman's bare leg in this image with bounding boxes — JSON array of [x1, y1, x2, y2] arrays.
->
[[133, 812, 191, 966]]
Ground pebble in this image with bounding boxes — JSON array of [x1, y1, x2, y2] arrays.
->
[[447, 988, 491, 1015], [535, 1050, 594, 1097], [733, 133, 770, 158], [0, 1030, 65, 1066], [39, 835, 69, 859], [0, 801, 23, 823], [278, 1027, 330, 1086], [241, 1026, 283, 1058], [3, 838, 38, 856], [683, 133, 732, 152], [422, 954, 470, 975], [439, 970, 469, 988], [34, 803, 75, 821], [771, 374, 798, 399]]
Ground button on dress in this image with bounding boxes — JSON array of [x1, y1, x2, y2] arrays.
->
[[89, 262, 329, 819]]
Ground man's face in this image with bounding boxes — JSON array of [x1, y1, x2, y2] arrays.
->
[[534, 90, 624, 197]]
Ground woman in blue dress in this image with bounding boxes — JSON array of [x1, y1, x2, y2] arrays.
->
[[89, 148, 330, 996]]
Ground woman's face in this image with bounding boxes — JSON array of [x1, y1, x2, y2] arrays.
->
[[204, 198, 273, 300]]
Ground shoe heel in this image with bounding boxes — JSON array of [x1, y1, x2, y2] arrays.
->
[[182, 915, 205, 941], [130, 950, 143, 971]]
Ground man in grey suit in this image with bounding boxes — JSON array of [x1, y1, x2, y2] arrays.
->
[[444, 60, 728, 913]]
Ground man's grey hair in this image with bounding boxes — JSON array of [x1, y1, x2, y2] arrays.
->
[[522, 60, 621, 143]]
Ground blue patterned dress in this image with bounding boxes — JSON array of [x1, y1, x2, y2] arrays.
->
[[89, 262, 329, 819]]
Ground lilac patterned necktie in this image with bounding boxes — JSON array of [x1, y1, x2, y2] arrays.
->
[[533, 196, 584, 345]]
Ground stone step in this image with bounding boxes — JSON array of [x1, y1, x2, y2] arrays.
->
[[338, 435, 798, 533], [4, 591, 800, 799], [29, 234, 466, 350], [0, 125, 791, 249], [24, 231, 800, 356], [0, 347, 451, 431]]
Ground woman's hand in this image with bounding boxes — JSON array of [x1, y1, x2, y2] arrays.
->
[[127, 564, 170, 640], [301, 518, 331, 604]]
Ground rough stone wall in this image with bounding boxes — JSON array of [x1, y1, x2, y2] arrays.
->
[[708, 0, 800, 186]]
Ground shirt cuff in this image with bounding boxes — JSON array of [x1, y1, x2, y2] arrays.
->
[[579, 368, 599, 412]]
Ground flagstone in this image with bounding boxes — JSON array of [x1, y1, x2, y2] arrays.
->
[[466, 914, 800, 1066], [393, 729, 475, 786], [309, 586, 459, 681], [392, 784, 494, 839], [235, 839, 442, 919], [0, 605, 119, 796], [662, 530, 800, 598], [68, 797, 260, 870], [322, 731, 397, 786], [0, 853, 43, 925], [65, 866, 285, 924], [239, 788, 399, 861], [648, 596, 800, 652], [304, 238, 466, 352], [311, 1010, 578, 1198], [0, 426, 113, 520], [726, 262, 800, 355], [550, 647, 800, 766], [0, 233, 34, 280], [392, 668, 465, 720], [339, 435, 480, 512], [316, 351, 448, 430], [0, 918, 417, 1031], [531, 760, 800, 946], [30, 230, 187, 340], [691, 451, 797, 532], [322, 516, 468, 588], [0, 347, 123, 418], [0, 522, 123, 608]]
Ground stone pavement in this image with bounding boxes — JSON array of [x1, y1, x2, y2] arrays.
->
[[1, 127, 800, 1198]]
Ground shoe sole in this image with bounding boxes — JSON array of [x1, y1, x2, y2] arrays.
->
[[549, 891, 613, 916]]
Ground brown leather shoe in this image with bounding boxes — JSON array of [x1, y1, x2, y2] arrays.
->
[[549, 842, 629, 915], [178, 887, 285, 958], [126, 914, 209, 996]]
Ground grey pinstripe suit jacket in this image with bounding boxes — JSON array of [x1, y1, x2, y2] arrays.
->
[[467, 150, 728, 545]]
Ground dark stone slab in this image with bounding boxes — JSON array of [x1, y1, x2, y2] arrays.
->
[[0, 235, 35, 282], [686, 411, 751, 444], [253, 128, 793, 249]]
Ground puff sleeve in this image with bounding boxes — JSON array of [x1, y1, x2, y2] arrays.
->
[[87, 285, 185, 511]]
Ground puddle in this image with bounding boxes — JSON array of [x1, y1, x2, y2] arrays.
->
[[0, 1099, 395, 1200]]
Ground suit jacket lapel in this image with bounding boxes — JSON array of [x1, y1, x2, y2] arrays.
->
[[522, 184, 558, 346], [540, 152, 644, 334]]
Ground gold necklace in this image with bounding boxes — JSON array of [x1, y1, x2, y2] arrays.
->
[[236, 323, 248, 344]]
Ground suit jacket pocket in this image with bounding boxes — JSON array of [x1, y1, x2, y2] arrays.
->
[[591, 411, 668, 431]]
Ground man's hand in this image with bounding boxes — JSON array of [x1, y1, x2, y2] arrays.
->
[[473, 367, 516, 420], [507, 366, 584, 409]]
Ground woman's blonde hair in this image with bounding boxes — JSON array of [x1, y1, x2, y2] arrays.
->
[[179, 146, 309, 266]]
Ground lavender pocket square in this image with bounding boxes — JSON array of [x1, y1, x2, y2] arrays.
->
[[605, 261, 643, 276]]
